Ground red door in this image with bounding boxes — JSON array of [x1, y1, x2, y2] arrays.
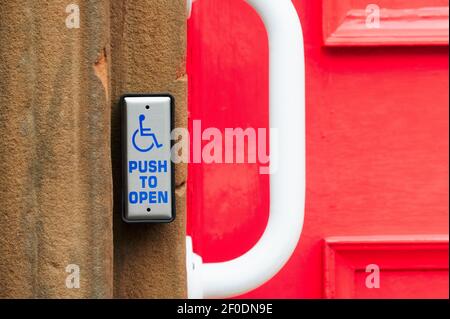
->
[[187, 0, 449, 298]]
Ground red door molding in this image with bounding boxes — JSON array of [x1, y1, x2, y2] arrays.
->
[[323, 0, 450, 46], [323, 235, 450, 299]]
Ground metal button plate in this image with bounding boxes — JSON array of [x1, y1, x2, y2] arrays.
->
[[122, 95, 175, 223]]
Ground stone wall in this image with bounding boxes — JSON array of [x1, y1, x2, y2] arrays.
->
[[0, 0, 186, 298], [111, 0, 187, 299]]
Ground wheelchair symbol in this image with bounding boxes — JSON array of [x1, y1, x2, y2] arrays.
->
[[132, 114, 163, 152]]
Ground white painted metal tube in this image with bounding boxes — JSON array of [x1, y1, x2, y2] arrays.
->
[[187, 0, 305, 299]]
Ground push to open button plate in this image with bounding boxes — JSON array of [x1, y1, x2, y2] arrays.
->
[[122, 94, 175, 223]]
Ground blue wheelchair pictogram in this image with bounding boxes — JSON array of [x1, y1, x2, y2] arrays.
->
[[132, 114, 163, 152]]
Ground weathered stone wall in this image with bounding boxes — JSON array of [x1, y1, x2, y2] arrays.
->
[[0, 0, 113, 298], [0, 0, 186, 298], [111, 0, 187, 299]]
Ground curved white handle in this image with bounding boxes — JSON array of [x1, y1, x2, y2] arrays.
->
[[187, 0, 306, 299]]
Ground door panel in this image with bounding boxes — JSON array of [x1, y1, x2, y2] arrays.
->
[[187, 0, 449, 298], [324, 236, 449, 298], [323, 0, 449, 46]]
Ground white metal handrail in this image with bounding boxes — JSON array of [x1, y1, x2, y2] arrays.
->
[[186, 0, 306, 299]]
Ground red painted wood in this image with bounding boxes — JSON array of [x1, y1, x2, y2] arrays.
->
[[323, 0, 449, 46], [324, 235, 449, 298], [187, 0, 449, 298]]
